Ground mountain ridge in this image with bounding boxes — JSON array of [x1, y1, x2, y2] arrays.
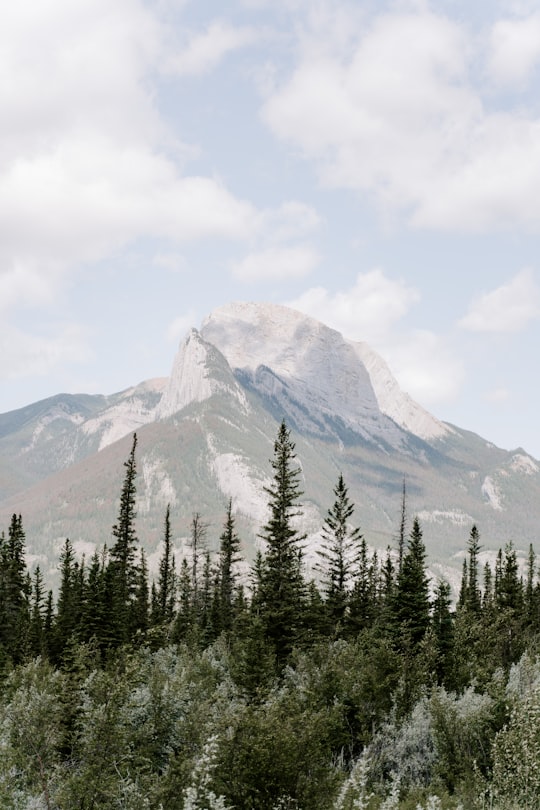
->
[[0, 301, 538, 586]]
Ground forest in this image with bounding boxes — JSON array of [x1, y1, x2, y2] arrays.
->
[[1, 423, 540, 809]]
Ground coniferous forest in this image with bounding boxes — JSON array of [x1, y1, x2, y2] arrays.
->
[[2, 423, 540, 809]]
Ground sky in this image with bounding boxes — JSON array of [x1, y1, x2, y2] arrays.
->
[[2, 0, 540, 456]]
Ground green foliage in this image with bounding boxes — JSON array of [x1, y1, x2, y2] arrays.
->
[[2, 423, 540, 808]]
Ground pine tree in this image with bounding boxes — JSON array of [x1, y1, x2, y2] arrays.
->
[[393, 517, 430, 648], [317, 474, 362, 633], [431, 579, 454, 686], [172, 558, 194, 642], [257, 420, 306, 666], [133, 548, 149, 636], [53, 538, 79, 660], [153, 504, 176, 626], [106, 433, 139, 646], [189, 512, 207, 620], [29, 566, 46, 657], [0, 515, 31, 662], [348, 538, 376, 635], [466, 525, 482, 613], [82, 547, 108, 648], [397, 478, 407, 575], [217, 499, 242, 636]]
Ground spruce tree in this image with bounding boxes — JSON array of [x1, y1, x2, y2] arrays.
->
[[257, 420, 306, 666], [153, 505, 176, 626], [466, 525, 482, 614], [29, 566, 46, 657], [318, 474, 362, 634], [107, 433, 139, 645], [393, 517, 430, 648], [53, 538, 79, 660], [0, 515, 31, 662], [217, 499, 242, 635], [432, 579, 454, 686]]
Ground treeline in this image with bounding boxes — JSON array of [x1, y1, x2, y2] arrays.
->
[[1, 423, 540, 808]]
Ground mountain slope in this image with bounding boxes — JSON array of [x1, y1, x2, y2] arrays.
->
[[0, 301, 538, 585]]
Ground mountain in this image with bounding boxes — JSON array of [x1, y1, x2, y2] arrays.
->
[[0, 301, 538, 587]]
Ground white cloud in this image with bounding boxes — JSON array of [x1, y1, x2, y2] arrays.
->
[[459, 269, 540, 332], [0, 323, 91, 379], [167, 311, 197, 342], [257, 201, 321, 244], [0, 0, 259, 313], [385, 329, 465, 405], [286, 269, 419, 342], [261, 6, 540, 232], [232, 245, 319, 281], [488, 15, 540, 86], [153, 252, 188, 272], [165, 21, 257, 76]]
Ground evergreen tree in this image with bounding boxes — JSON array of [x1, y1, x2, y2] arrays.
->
[[393, 517, 430, 648], [466, 525, 482, 614], [82, 547, 108, 648], [29, 566, 46, 657], [189, 512, 207, 619], [154, 504, 176, 626], [106, 433, 139, 645], [431, 579, 454, 686], [256, 420, 306, 666], [397, 478, 407, 575], [172, 558, 194, 642], [217, 499, 242, 636], [348, 538, 377, 634], [53, 538, 79, 660], [0, 515, 31, 662], [317, 474, 362, 633], [482, 561, 494, 612], [133, 548, 149, 636]]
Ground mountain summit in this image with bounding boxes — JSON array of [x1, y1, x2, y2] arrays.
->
[[201, 302, 449, 443], [0, 301, 538, 582]]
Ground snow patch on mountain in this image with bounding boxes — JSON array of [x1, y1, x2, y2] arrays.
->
[[482, 476, 503, 510], [510, 453, 539, 475], [158, 329, 249, 419]]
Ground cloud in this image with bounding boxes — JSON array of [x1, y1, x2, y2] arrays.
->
[[167, 311, 197, 342], [232, 245, 319, 281], [386, 329, 465, 405], [286, 269, 419, 342], [459, 269, 540, 332], [287, 270, 463, 405], [0, 323, 91, 380], [165, 21, 258, 76], [257, 201, 321, 244], [0, 0, 259, 313], [261, 6, 540, 232], [231, 199, 322, 282], [487, 14, 540, 86], [153, 252, 188, 273]]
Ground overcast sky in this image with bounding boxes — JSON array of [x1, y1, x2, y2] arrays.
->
[[3, 0, 540, 456]]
